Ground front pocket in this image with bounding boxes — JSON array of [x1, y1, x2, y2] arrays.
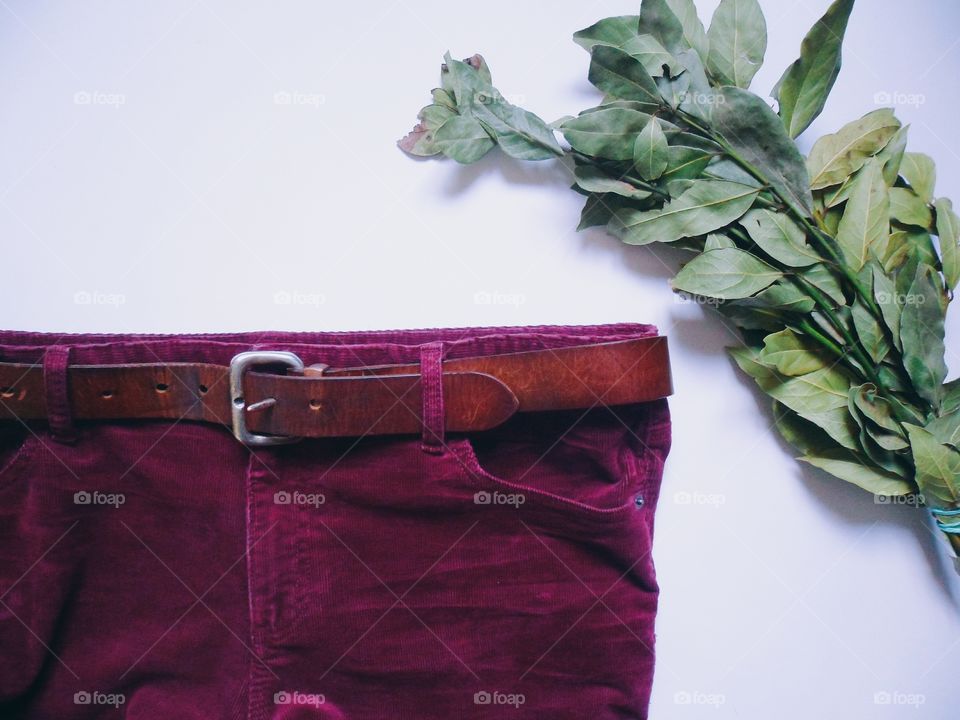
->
[[0, 424, 40, 492], [452, 436, 638, 520], [448, 404, 666, 529]]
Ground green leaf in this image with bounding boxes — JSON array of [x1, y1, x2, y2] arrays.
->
[[806, 108, 901, 190], [835, 158, 889, 270], [888, 187, 932, 230], [733, 348, 864, 452], [800, 263, 846, 305], [749, 281, 817, 313], [577, 193, 627, 230], [772, 0, 855, 139], [432, 116, 495, 163], [665, 179, 695, 199], [889, 231, 939, 277], [639, 0, 686, 54], [705, 232, 736, 250], [821, 173, 855, 208], [619, 34, 677, 76], [609, 180, 760, 245], [664, 0, 708, 60], [900, 264, 948, 409], [655, 70, 690, 109], [706, 0, 767, 88], [850, 296, 890, 364], [633, 118, 669, 180], [397, 102, 455, 156], [905, 424, 960, 508], [573, 164, 652, 200], [924, 410, 960, 450], [738, 343, 853, 407], [944, 379, 960, 415], [588, 45, 662, 105], [720, 302, 783, 330], [711, 87, 815, 216], [703, 157, 763, 189], [581, 98, 662, 115], [773, 401, 846, 455], [878, 124, 910, 186], [663, 145, 715, 181], [871, 263, 901, 351], [436, 56, 563, 161], [799, 450, 913, 496], [420, 104, 455, 129], [900, 152, 936, 203], [801, 407, 863, 451], [472, 92, 564, 160], [441, 53, 487, 113], [759, 328, 827, 375], [670, 130, 723, 153], [764, 366, 853, 415], [721, 282, 816, 332], [674, 48, 717, 121], [849, 384, 907, 448], [432, 88, 456, 110], [573, 15, 640, 52], [934, 197, 960, 290], [672, 247, 781, 299], [740, 208, 820, 267], [561, 107, 653, 160], [729, 345, 775, 380]]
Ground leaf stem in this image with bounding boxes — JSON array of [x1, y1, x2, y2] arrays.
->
[[567, 151, 671, 201], [792, 274, 917, 424]]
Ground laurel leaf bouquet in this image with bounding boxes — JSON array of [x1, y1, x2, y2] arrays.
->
[[399, 0, 960, 565]]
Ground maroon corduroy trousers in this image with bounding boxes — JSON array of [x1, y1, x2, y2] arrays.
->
[[0, 325, 671, 719]]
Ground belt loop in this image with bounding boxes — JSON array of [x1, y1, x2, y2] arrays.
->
[[43, 345, 77, 444], [419, 341, 445, 454]]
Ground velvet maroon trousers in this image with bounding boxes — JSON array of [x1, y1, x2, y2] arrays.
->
[[0, 325, 671, 719]]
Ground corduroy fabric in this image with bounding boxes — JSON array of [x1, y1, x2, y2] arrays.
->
[[0, 325, 671, 719]]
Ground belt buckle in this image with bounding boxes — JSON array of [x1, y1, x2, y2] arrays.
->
[[229, 350, 305, 446]]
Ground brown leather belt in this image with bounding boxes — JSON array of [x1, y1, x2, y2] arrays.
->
[[0, 336, 672, 445]]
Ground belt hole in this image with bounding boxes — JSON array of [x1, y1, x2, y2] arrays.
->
[[101, 389, 114, 399], [155, 382, 169, 393], [309, 399, 323, 411], [198, 383, 209, 395]]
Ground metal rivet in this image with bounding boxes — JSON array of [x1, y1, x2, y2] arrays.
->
[[634, 495, 645, 509]]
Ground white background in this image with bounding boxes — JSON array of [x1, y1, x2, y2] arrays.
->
[[1, 0, 958, 716]]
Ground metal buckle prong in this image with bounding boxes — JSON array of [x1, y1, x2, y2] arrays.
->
[[229, 351, 305, 446]]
